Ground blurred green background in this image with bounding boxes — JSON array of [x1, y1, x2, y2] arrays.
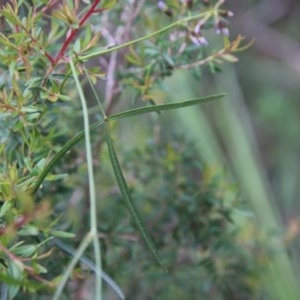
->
[[161, 0, 300, 298], [227, 0, 300, 216]]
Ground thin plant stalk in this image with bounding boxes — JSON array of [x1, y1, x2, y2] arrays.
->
[[80, 11, 214, 61], [65, 57, 102, 299]]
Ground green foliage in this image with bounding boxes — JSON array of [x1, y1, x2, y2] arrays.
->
[[0, 1, 283, 299]]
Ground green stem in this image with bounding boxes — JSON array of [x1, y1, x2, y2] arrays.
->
[[70, 57, 102, 300], [80, 11, 210, 61]]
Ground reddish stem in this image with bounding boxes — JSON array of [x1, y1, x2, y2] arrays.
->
[[45, 52, 55, 65], [52, 0, 102, 66]]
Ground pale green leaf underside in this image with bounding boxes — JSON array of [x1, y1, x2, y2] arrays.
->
[[108, 93, 225, 120]]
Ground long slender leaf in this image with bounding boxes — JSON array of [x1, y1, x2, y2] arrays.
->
[[108, 94, 225, 120], [33, 94, 223, 195], [104, 122, 167, 272], [33, 119, 104, 194]]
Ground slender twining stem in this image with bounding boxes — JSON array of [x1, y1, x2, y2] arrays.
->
[[80, 11, 212, 60], [57, 57, 102, 300], [53, 0, 103, 65], [44, 52, 55, 65]]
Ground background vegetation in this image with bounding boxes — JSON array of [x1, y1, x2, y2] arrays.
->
[[0, 0, 299, 299]]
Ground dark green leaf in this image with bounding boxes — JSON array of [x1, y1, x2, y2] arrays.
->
[[104, 122, 167, 272]]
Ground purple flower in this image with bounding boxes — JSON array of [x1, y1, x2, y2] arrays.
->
[[215, 20, 229, 36], [158, 1, 173, 17], [190, 31, 208, 46], [158, 1, 168, 11]]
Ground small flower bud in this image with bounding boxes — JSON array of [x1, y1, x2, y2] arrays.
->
[[158, 1, 167, 11], [215, 20, 229, 36], [227, 10, 234, 18], [190, 31, 208, 47], [158, 1, 173, 17], [194, 20, 204, 35], [220, 10, 234, 18]]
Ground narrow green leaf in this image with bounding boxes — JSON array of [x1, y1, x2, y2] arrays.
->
[[107, 93, 225, 120], [33, 119, 104, 194], [104, 122, 167, 272]]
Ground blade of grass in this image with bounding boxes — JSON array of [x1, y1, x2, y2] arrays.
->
[[104, 121, 167, 272], [108, 94, 225, 120]]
